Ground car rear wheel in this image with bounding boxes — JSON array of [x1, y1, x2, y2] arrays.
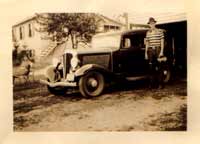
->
[[79, 71, 105, 98]]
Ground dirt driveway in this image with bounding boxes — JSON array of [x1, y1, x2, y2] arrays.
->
[[13, 79, 187, 131]]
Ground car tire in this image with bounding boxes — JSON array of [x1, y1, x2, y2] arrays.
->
[[79, 71, 105, 98]]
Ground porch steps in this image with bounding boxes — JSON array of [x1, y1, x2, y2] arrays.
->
[[40, 42, 57, 58]]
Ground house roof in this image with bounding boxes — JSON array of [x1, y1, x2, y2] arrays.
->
[[97, 14, 126, 26], [128, 12, 186, 25], [12, 15, 36, 28]]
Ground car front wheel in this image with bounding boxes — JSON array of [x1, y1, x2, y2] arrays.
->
[[79, 71, 105, 98]]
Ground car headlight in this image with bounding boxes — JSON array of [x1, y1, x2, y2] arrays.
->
[[52, 58, 60, 67], [70, 54, 79, 71]]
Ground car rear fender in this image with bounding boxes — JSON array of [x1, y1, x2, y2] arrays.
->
[[74, 64, 111, 78]]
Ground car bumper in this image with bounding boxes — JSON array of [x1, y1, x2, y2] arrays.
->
[[39, 79, 77, 87]]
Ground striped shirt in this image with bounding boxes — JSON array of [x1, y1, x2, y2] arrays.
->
[[146, 28, 164, 47]]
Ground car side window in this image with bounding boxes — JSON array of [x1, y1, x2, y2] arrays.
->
[[132, 33, 146, 50], [122, 33, 146, 50], [123, 38, 131, 48]]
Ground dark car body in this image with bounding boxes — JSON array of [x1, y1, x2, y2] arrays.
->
[[40, 29, 173, 97]]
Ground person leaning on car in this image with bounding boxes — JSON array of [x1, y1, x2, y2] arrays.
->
[[145, 17, 165, 89]]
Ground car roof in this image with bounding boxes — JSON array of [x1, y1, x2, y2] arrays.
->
[[93, 29, 149, 38]]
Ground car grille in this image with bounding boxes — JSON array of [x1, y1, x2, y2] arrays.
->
[[63, 53, 72, 79]]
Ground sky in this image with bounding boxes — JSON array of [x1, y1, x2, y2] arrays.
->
[[0, 0, 186, 26]]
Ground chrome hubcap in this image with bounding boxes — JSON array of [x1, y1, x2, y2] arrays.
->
[[88, 78, 98, 88]]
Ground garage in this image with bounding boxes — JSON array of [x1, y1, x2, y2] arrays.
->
[[158, 21, 187, 76], [129, 13, 187, 77]]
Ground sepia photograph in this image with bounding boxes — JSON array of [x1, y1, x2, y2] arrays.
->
[[12, 12, 187, 131], [5, 0, 200, 143]]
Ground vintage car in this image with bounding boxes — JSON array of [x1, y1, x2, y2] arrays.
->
[[40, 29, 173, 98]]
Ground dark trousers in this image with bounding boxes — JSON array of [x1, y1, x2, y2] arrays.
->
[[156, 62, 165, 88], [147, 47, 164, 88]]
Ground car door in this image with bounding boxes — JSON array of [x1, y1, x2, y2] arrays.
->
[[118, 32, 148, 76]]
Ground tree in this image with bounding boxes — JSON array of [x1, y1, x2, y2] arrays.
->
[[36, 13, 100, 49]]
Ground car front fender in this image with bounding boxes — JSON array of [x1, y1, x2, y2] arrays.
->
[[74, 64, 110, 77], [45, 66, 56, 82], [45, 65, 62, 82]]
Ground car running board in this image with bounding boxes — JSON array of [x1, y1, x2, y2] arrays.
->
[[39, 79, 77, 87], [125, 76, 148, 81]]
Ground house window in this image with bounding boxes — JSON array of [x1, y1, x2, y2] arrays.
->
[[19, 27, 22, 40], [28, 23, 34, 37], [19, 26, 25, 40], [104, 25, 120, 32], [115, 26, 120, 30], [104, 25, 110, 32], [12, 28, 17, 42]]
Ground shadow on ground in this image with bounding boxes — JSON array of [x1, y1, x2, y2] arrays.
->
[[13, 77, 187, 114]]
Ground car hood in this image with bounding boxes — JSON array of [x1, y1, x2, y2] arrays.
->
[[64, 47, 119, 55]]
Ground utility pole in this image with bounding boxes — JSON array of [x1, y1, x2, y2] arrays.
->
[[117, 12, 129, 30], [123, 12, 129, 30]]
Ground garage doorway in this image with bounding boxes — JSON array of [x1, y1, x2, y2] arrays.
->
[[158, 21, 187, 77]]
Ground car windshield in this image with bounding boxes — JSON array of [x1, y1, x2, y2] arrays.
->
[[91, 34, 121, 49]]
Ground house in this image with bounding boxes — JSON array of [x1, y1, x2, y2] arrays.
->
[[12, 15, 53, 62], [12, 13, 126, 62], [96, 14, 126, 32]]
